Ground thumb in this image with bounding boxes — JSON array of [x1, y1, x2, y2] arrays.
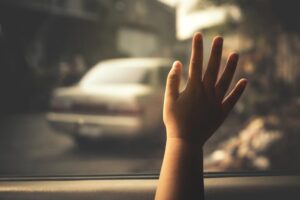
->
[[165, 61, 182, 103]]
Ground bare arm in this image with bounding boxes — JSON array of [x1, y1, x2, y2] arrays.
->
[[155, 33, 247, 200]]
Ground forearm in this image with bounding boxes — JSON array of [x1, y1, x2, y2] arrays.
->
[[155, 138, 204, 200], [155, 33, 246, 200]]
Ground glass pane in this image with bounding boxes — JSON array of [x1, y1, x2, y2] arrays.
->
[[0, 0, 299, 177], [81, 64, 152, 85]]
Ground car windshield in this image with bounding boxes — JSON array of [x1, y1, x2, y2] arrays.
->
[[81, 65, 151, 85], [0, 0, 299, 177]]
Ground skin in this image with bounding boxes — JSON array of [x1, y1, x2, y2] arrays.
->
[[155, 33, 248, 200]]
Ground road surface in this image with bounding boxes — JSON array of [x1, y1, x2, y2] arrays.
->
[[0, 113, 164, 176], [0, 112, 234, 177]]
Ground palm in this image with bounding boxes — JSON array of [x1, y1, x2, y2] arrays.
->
[[163, 33, 247, 145]]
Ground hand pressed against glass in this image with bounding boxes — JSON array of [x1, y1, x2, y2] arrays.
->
[[155, 33, 247, 200], [163, 33, 247, 145]]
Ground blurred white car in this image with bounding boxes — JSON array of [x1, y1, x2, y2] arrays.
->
[[47, 58, 183, 143]]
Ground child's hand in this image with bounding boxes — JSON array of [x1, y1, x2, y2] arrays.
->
[[163, 33, 247, 145]]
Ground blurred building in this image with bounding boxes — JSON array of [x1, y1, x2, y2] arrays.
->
[[1, 0, 175, 65], [0, 0, 175, 112]]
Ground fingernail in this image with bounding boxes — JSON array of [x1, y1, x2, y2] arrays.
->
[[215, 36, 223, 45], [241, 78, 248, 85], [231, 52, 239, 61], [172, 61, 181, 71], [240, 78, 248, 89], [194, 32, 202, 41]]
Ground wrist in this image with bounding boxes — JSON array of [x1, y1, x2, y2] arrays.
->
[[165, 125, 209, 146], [166, 127, 207, 146], [166, 137, 204, 154]]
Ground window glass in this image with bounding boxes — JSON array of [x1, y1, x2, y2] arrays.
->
[[81, 64, 152, 85], [158, 67, 170, 87], [0, 0, 299, 177]]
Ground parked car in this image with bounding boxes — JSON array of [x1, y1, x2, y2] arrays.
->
[[47, 58, 184, 144]]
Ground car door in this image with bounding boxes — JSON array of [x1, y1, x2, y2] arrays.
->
[[0, 173, 300, 200]]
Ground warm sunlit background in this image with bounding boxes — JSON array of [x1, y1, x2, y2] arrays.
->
[[0, 0, 299, 176]]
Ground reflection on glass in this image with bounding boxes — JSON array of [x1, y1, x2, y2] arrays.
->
[[0, 0, 299, 176]]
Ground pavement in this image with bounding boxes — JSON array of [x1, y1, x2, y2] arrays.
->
[[0, 113, 164, 176], [0, 112, 238, 177]]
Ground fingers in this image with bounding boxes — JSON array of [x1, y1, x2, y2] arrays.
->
[[222, 78, 248, 115], [188, 32, 203, 83], [203, 36, 223, 90], [215, 53, 239, 101], [165, 61, 182, 103]]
